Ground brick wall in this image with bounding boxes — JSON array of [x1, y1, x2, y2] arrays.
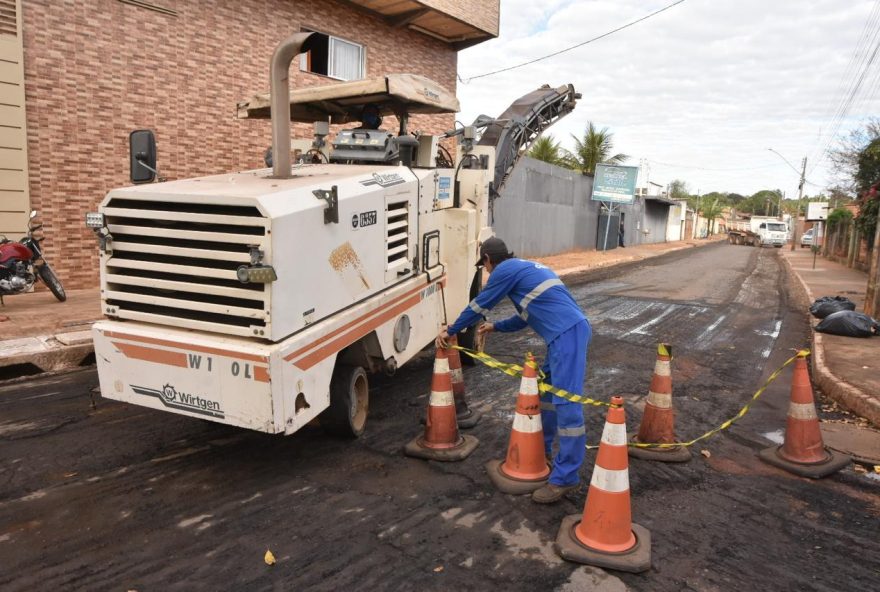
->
[[21, 0, 458, 289]]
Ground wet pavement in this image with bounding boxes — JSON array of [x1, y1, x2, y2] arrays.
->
[[1, 243, 878, 591]]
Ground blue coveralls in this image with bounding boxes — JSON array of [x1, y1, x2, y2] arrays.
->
[[447, 258, 592, 487]]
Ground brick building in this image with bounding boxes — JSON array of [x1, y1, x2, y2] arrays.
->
[[0, 0, 498, 289]]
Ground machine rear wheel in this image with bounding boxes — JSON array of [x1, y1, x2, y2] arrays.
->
[[38, 263, 67, 302], [322, 365, 368, 438]]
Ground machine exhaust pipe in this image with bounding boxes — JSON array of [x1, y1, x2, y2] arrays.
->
[[270, 32, 315, 178]]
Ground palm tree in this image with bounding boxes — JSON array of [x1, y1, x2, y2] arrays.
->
[[563, 122, 629, 176], [701, 198, 725, 235], [528, 135, 563, 166]]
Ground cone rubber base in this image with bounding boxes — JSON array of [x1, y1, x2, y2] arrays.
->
[[485, 458, 550, 494], [554, 515, 651, 573], [457, 408, 483, 429], [758, 445, 850, 478], [628, 437, 692, 463], [403, 434, 479, 461]]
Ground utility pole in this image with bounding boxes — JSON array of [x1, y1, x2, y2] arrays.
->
[[790, 156, 807, 252]]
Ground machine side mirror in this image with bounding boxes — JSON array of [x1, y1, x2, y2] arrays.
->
[[130, 129, 157, 184], [29, 210, 37, 219]]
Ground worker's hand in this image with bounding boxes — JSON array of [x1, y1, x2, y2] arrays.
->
[[477, 322, 495, 335], [436, 329, 450, 349]]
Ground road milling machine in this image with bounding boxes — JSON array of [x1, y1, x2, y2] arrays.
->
[[86, 32, 578, 437]]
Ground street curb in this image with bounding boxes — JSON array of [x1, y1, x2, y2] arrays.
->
[[555, 238, 723, 281], [780, 254, 880, 427], [0, 328, 95, 376]]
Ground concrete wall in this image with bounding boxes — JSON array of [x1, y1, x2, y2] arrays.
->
[[494, 158, 674, 256], [492, 157, 599, 257]]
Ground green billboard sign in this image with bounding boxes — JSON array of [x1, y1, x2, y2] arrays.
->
[[590, 164, 639, 204]]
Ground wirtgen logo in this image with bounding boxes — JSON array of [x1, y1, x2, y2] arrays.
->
[[131, 383, 224, 419]]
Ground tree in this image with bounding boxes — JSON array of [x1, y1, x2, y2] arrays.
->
[[726, 193, 746, 207], [855, 137, 880, 192], [854, 139, 880, 244], [528, 135, 564, 166], [827, 117, 880, 195], [562, 122, 628, 176], [668, 179, 689, 201], [701, 198, 725, 234]]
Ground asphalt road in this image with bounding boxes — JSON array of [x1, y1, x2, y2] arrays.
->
[[1, 243, 878, 591]]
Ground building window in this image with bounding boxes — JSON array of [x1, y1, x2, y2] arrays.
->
[[300, 32, 364, 81]]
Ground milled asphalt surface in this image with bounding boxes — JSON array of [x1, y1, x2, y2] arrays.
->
[[1, 243, 878, 591]]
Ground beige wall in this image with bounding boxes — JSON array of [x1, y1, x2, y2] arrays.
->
[[0, 0, 29, 240], [22, 0, 458, 289]]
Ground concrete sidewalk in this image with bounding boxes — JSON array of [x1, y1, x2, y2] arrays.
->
[[780, 248, 880, 427], [0, 237, 723, 380]]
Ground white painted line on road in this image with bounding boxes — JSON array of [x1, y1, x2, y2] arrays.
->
[[696, 314, 726, 344], [622, 304, 676, 337], [760, 319, 782, 358]]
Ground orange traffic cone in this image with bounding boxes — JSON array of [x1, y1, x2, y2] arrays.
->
[[555, 396, 651, 573], [404, 347, 479, 461], [630, 343, 690, 463], [448, 335, 482, 428], [486, 353, 550, 494], [758, 354, 850, 478]]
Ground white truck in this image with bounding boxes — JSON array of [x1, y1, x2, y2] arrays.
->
[[727, 215, 788, 247], [85, 32, 578, 438]]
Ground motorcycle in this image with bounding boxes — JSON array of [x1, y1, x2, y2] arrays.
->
[[0, 210, 66, 303]]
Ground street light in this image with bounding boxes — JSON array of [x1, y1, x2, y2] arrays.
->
[[768, 148, 807, 252]]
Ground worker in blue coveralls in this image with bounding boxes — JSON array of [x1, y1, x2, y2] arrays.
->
[[437, 236, 592, 504]]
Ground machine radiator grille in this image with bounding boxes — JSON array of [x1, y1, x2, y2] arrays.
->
[[385, 198, 409, 270], [102, 197, 270, 337]]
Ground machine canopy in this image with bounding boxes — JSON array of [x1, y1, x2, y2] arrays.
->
[[236, 73, 459, 124]]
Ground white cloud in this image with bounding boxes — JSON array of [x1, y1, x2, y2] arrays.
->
[[457, 0, 880, 197]]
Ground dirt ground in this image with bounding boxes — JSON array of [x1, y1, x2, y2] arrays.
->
[[1, 243, 878, 591]]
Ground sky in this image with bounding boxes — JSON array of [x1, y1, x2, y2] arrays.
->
[[456, 0, 880, 199]]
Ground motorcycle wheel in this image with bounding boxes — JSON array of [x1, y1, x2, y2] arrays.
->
[[38, 263, 67, 302]]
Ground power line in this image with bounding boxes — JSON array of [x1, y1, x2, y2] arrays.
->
[[807, 2, 880, 174], [459, 0, 686, 84], [647, 159, 783, 172]]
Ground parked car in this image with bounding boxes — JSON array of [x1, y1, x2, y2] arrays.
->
[[801, 228, 814, 248]]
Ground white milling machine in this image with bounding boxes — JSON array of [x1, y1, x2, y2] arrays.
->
[[86, 32, 578, 437]]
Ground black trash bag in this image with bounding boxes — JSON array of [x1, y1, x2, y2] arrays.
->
[[809, 296, 857, 319], [815, 310, 880, 337]]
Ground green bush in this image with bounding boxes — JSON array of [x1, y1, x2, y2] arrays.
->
[[826, 207, 853, 229]]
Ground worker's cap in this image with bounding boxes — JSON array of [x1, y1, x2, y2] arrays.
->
[[476, 236, 512, 267]]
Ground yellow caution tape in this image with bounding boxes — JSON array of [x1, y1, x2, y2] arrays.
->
[[451, 345, 614, 408], [608, 348, 811, 450], [450, 343, 811, 450]]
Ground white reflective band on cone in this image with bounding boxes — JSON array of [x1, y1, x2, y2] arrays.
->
[[590, 466, 630, 493], [433, 357, 450, 374], [512, 412, 543, 433], [430, 390, 455, 406], [788, 402, 818, 420], [654, 360, 671, 377], [600, 422, 627, 446], [646, 391, 672, 409], [521, 376, 538, 395], [450, 368, 463, 382]]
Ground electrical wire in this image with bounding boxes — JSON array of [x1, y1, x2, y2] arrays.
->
[[807, 1, 880, 174], [459, 0, 686, 83], [647, 159, 784, 172]]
